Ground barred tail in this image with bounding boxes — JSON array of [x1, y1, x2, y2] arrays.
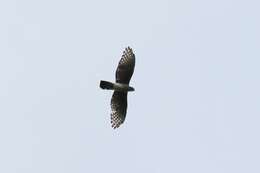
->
[[100, 80, 114, 90]]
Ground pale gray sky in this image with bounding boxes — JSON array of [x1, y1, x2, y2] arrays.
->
[[0, 0, 260, 172]]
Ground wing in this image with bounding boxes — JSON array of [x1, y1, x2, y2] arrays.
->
[[110, 91, 128, 129], [115, 47, 135, 84]]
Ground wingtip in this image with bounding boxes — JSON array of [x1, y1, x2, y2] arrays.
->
[[126, 46, 132, 51], [125, 46, 134, 55]]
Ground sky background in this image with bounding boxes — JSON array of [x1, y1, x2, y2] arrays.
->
[[0, 0, 260, 172]]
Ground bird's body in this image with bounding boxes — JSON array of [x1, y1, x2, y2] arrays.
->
[[100, 47, 135, 129], [113, 83, 134, 92], [100, 80, 134, 92]]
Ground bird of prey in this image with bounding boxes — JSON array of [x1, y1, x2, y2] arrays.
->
[[100, 47, 135, 129]]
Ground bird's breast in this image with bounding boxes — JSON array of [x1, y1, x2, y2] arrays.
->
[[113, 83, 131, 92]]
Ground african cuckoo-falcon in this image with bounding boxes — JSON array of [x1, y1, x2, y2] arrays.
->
[[100, 47, 135, 129]]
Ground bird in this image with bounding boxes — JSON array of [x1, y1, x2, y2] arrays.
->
[[100, 47, 135, 129]]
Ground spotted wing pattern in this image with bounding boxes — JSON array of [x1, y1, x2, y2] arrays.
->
[[115, 47, 135, 84], [110, 91, 127, 129]]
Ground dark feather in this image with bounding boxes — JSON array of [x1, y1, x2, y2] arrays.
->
[[110, 91, 128, 129], [115, 47, 135, 84]]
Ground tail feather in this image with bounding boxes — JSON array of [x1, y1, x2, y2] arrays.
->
[[100, 80, 114, 90]]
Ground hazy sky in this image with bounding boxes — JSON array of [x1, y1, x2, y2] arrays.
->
[[0, 0, 260, 172]]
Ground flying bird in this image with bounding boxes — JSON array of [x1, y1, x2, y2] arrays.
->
[[100, 47, 135, 129]]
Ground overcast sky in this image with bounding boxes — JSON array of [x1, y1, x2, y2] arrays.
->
[[0, 0, 260, 172]]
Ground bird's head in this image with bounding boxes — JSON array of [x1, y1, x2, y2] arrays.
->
[[128, 86, 135, 92]]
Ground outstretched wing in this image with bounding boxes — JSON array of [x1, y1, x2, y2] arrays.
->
[[110, 91, 128, 129], [115, 47, 135, 84]]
